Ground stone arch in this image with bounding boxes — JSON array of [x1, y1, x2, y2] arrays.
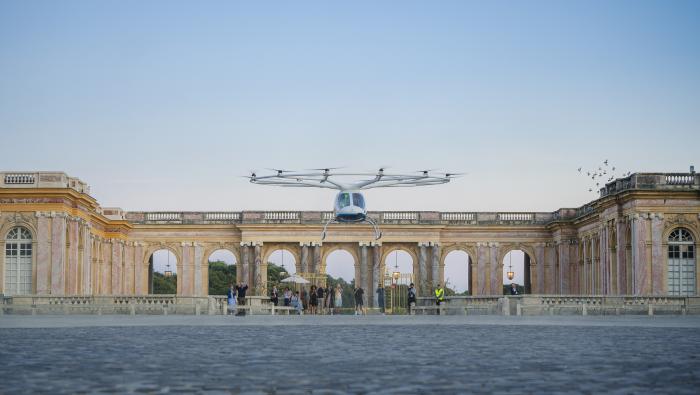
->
[[441, 245, 473, 295], [203, 245, 239, 297], [380, 244, 418, 282], [263, 244, 300, 272], [321, 243, 359, 275], [143, 243, 182, 295], [497, 243, 536, 294], [440, 243, 476, 264]]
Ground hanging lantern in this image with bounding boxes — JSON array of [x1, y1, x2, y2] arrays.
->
[[164, 251, 173, 277], [506, 251, 514, 280]]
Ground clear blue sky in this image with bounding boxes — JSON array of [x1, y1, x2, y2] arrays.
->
[[1, 1, 698, 212], [2, 1, 699, 285]]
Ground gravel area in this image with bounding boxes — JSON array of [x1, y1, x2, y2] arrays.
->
[[1, 316, 699, 394]]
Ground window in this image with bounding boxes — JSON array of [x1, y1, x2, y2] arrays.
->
[[5, 226, 33, 295], [337, 193, 351, 209], [667, 228, 695, 296], [351, 193, 365, 209]]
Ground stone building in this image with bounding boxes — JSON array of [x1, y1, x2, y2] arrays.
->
[[0, 171, 698, 303]]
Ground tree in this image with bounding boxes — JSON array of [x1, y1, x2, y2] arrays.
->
[[153, 272, 176, 294], [208, 260, 236, 295]]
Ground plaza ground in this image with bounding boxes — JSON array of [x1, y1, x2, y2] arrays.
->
[[1, 316, 699, 394]]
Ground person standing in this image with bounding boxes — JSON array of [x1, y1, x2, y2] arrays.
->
[[354, 287, 365, 315], [326, 285, 335, 315], [226, 284, 237, 315], [291, 291, 303, 315], [334, 284, 343, 315], [434, 284, 445, 315], [309, 285, 318, 315], [283, 287, 292, 307], [271, 286, 279, 306], [407, 283, 417, 315], [376, 286, 385, 315], [510, 283, 519, 295], [316, 285, 325, 315], [236, 283, 248, 316]]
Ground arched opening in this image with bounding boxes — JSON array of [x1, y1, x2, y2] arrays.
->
[[208, 249, 236, 296], [667, 228, 696, 296], [148, 249, 177, 294], [444, 250, 470, 296], [502, 250, 531, 295], [383, 250, 414, 313], [267, 249, 297, 294], [325, 249, 356, 310], [4, 226, 33, 295]]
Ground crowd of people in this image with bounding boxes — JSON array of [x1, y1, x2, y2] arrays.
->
[[269, 283, 367, 315], [226, 281, 475, 316]]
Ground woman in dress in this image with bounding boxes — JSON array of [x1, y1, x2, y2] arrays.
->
[[226, 283, 237, 315], [270, 286, 279, 306], [309, 285, 318, 315], [334, 284, 343, 315]]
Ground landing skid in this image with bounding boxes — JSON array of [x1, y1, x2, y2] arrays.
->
[[321, 217, 382, 241]]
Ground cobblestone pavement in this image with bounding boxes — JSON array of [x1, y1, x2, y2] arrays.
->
[[1, 316, 699, 394]]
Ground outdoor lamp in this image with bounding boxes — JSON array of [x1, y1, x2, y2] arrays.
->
[[506, 252, 514, 280], [392, 271, 400, 281]]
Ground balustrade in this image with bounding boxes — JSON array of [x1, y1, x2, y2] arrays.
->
[[146, 212, 182, 221], [264, 211, 299, 220], [205, 212, 240, 221], [441, 212, 476, 221], [497, 213, 533, 222], [382, 212, 418, 221], [666, 174, 695, 185], [4, 173, 35, 184]]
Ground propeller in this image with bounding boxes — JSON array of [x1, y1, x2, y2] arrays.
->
[[307, 167, 344, 172], [266, 168, 294, 175], [442, 172, 466, 177]]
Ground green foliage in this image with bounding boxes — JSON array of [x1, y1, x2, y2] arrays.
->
[[153, 272, 176, 294], [208, 260, 236, 295]]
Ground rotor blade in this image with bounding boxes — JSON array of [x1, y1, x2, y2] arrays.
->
[[306, 167, 344, 171]]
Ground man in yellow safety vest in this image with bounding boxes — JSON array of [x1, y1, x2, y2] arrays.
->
[[435, 284, 445, 310]]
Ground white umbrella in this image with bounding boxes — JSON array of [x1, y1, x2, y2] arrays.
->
[[281, 274, 310, 284]]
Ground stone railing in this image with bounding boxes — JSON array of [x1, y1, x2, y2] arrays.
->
[[0, 171, 90, 194], [0, 295, 274, 316], [599, 172, 699, 198]]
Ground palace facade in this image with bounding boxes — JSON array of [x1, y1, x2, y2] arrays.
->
[[1, 171, 698, 305]]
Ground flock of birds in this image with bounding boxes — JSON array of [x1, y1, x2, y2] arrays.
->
[[578, 160, 632, 193]]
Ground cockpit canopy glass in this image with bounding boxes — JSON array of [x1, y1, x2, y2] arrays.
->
[[337, 193, 351, 208], [352, 193, 365, 209]]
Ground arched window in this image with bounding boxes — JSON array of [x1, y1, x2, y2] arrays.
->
[[5, 226, 33, 295], [667, 228, 695, 296]]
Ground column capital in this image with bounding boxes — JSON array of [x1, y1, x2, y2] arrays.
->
[[359, 241, 372, 247], [418, 242, 429, 247]]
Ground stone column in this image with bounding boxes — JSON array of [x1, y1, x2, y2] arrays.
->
[[372, 244, 381, 307], [180, 242, 192, 296], [111, 240, 123, 295], [66, 217, 79, 294], [254, 242, 263, 295], [123, 242, 133, 295], [133, 243, 144, 295], [650, 213, 665, 295], [558, 242, 568, 294], [535, 243, 545, 295], [524, 252, 532, 294], [489, 243, 500, 295], [81, 223, 93, 295], [300, 243, 309, 274], [240, 243, 250, 288], [431, 243, 441, 288], [476, 243, 487, 295], [545, 243, 556, 295], [616, 219, 627, 295], [35, 212, 51, 295], [194, 243, 204, 296], [360, 243, 369, 304], [312, 242, 322, 275], [631, 213, 650, 294], [51, 212, 67, 295], [418, 243, 428, 296]]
